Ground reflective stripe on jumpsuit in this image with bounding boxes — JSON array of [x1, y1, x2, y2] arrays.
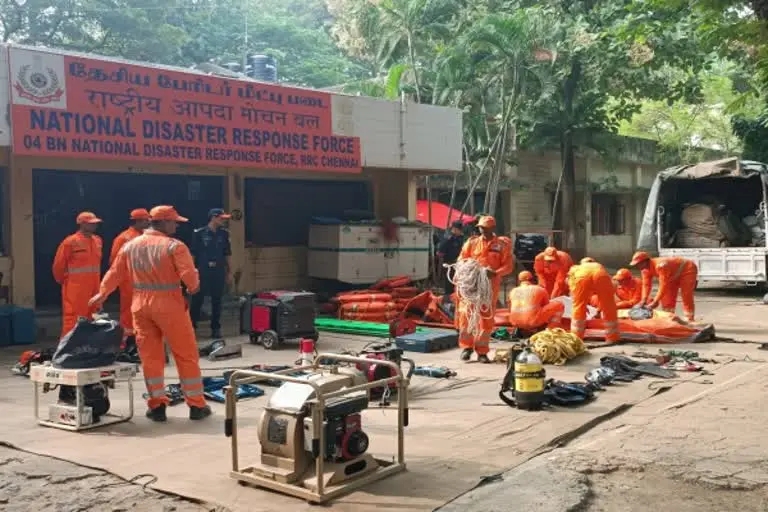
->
[[569, 263, 620, 344], [100, 232, 207, 410]]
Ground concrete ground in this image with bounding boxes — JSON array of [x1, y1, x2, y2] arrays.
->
[[3, 285, 768, 511], [440, 284, 768, 512], [0, 445, 217, 512]]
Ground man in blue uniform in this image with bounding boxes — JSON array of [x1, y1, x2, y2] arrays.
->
[[437, 220, 466, 296], [190, 208, 232, 338]]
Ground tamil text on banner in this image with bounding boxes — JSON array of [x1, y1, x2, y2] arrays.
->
[[7, 47, 362, 173]]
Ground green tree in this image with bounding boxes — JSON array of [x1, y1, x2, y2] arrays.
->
[[514, 0, 711, 249], [330, 0, 713, 250], [619, 63, 763, 163], [613, 0, 768, 163], [0, 0, 365, 88], [0, 0, 190, 63], [184, 0, 369, 87]]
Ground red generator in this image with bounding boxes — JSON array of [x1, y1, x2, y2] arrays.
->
[[240, 291, 319, 350]]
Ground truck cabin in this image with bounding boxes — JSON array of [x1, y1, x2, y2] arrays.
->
[[655, 159, 768, 250]]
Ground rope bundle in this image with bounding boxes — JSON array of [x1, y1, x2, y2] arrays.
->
[[446, 259, 494, 338], [529, 328, 587, 365]]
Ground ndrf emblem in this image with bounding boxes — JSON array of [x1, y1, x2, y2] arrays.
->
[[15, 58, 64, 105]]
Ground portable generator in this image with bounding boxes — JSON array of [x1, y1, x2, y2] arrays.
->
[[225, 353, 409, 504], [240, 291, 318, 350]]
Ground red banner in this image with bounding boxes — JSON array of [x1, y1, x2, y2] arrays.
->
[[8, 47, 362, 173]]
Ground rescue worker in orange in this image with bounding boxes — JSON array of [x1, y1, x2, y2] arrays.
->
[[507, 271, 565, 332], [109, 209, 151, 346], [52, 212, 103, 339], [456, 215, 513, 363], [612, 268, 642, 309], [629, 251, 698, 322], [589, 267, 642, 310], [568, 260, 620, 343], [534, 246, 573, 298], [89, 206, 211, 423]]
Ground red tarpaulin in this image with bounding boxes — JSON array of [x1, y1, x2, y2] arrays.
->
[[416, 200, 474, 229]]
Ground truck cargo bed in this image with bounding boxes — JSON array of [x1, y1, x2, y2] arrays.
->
[[659, 247, 768, 283]]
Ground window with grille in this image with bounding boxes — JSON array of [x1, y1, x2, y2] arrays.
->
[[591, 194, 626, 235]]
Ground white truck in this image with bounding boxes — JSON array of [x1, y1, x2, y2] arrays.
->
[[637, 157, 768, 287]]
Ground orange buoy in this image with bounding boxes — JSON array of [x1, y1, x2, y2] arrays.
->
[[336, 292, 393, 304]]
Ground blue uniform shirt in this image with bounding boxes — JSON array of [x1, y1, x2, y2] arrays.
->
[[191, 226, 232, 271]]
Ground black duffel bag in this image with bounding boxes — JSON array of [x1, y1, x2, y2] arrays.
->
[[52, 317, 124, 369]]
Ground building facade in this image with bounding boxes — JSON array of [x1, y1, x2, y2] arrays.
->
[[423, 139, 662, 267], [0, 44, 462, 308]]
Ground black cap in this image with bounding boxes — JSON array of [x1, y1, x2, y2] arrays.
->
[[451, 220, 464, 229], [208, 208, 231, 220]]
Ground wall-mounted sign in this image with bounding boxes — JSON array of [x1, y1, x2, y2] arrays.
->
[[8, 47, 362, 173], [230, 209, 243, 221]]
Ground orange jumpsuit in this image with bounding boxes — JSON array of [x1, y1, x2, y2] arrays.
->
[[641, 257, 698, 321], [534, 249, 573, 298], [507, 282, 564, 330], [568, 262, 619, 343], [455, 235, 514, 355], [99, 230, 206, 410], [52, 232, 103, 338], [589, 277, 642, 309], [615, 277, 642, 309], [110, 226, 144, 338]]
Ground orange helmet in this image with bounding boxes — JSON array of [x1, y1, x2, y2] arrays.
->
[[149, 205, 189, 222], [477, 215, 496, 229], [518, 270, 533, 282], [76, 211, 102, 224], [580, 257, 596, 264], [543, 247, 558, 261], [129, 208, 150, 220], [629, 251, 651, 266], [614, 268, 633, 282]]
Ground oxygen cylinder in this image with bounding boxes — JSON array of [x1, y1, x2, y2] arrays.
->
[[513, 347, 546, 410]]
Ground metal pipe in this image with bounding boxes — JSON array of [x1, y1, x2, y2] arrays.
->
[[657, 206, 665, 250], [312, 353, 404, 377], [225, 385, 238, 471]]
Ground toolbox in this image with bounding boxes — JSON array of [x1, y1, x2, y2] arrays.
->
[[395, 329, 458, 353]]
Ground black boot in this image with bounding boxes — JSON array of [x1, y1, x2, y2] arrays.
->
[[460, 348, 473, 361], [124, 335, 137, 351], [189, 405, 212, 420], [477, 354, 490, 364], [146, 404, 167, 423]]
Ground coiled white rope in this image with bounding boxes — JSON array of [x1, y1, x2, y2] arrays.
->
[[446, 258, 494, 338]]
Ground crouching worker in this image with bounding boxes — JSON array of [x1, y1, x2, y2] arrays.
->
[[534, 246, 573, 298], [612, 268, 642, 309], [508, 271, 565, 332], [589, 268, 642, 310], [568, 260, 619, 344], [89, 205, 211, 423], [629, 251, 698, 322]]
